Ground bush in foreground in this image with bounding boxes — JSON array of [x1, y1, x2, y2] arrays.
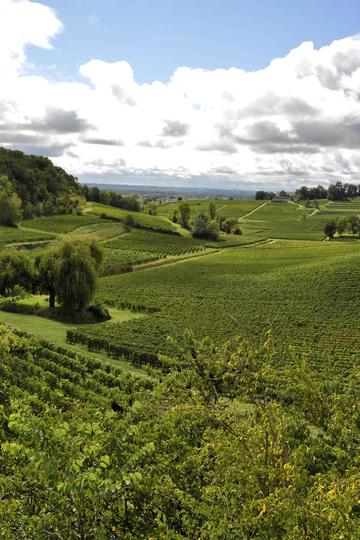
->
[[0, 327, 359, 538]]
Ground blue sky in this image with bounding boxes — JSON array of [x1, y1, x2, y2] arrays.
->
[[30, 0, 360, 84], [2, 0, 360, 188]]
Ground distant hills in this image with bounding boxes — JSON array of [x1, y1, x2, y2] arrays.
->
[[84, 183, 256, 200]]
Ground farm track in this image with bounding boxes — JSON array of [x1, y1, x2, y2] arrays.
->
[[18, 224, 58, 236], [240, 201, 269, 220], [102, 231, 131, 243], [133, 248, 220, 272]]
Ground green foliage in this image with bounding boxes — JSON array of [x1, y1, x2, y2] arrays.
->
[[255, 190, 276, 200], [221, 216, 238, 234], [324, 221, 337, 239], [0, 325, 359, 538], [0, 250, 34, 296], [82, 184, 141, 211], [0, 190, 22, 226], [179, 201, 191, 228], [192, 214, 219, 240], [0, 147, 81, 219], [209, 199, 217, 219], [36, 237, 102, 312], [336, 216, 348, 236], [56, 243, 97, 313], [0, 250, 33, 295]]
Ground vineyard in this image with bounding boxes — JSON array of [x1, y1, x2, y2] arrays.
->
[[86, 201, 178, 231], [68, 239, 360, 378], [106, 229, 207, 256], [102, 248, 158, 274], [0, 226, 55, 246], [157, 198, 263, 219], [0, 324, 150, 408], [21, 214, 102, 234], [2, 146, 360, 536]]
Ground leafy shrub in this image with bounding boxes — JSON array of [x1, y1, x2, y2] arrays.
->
[[88, 303, 111, 321]]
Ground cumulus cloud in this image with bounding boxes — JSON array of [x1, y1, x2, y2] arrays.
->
[[162, 120, 189, 137], [2, 0, 360, 187]]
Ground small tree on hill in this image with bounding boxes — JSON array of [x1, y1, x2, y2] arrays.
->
[[336, 217, 348, 237], [179, 202, 191, 229], [222, 216, 238, 234], [209, 200, 217, 220], [348, 215, 360, 236], [192, 214, 219, 240], [324, 221, 336, 239]]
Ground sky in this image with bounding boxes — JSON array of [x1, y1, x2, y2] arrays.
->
[[1, 0, 360, 189]]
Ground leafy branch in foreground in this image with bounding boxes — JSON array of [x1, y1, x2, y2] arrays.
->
[[1, 326, 358, 538]]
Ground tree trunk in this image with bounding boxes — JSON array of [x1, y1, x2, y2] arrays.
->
[[49, 290, 55, 309]]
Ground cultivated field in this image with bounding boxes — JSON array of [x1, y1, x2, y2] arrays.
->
[[69, 239, 360, 377], [3, 198, 360, 379]]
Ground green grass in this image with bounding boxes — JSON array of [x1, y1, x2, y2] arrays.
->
[[0, 226, 55, 245], [21, 214, 102, 234], [74, 221, 127, 240], [0, 300, 147, 376]]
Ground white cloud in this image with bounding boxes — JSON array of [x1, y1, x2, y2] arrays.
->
[[1, 0, 360, 188], [0, 0, 62, 73]]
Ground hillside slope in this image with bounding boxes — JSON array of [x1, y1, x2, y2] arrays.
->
[[0, 147, 81, 219]]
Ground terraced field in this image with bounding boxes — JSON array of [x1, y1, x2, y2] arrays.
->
[[158, 198, 263, 219], [69, 240, 360, 377], [86, 202, 178, 231], [106, 230, 207, 256], [240, 202, 324, 240], [0, 226, 55, 246], [21, 214, 102, 234]]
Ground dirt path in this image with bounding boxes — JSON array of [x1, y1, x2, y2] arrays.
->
[[240, 201, 269, 220], [133, 248, 220, 272], [18, 224, 58, 236]]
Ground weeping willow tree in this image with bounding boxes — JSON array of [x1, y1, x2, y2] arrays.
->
[[36, 237, 102, 313], [56, 247, 97, 312]]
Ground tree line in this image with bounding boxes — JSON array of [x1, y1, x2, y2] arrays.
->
[[256, 181, 360, 202], [296, 181, 360, 201]]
